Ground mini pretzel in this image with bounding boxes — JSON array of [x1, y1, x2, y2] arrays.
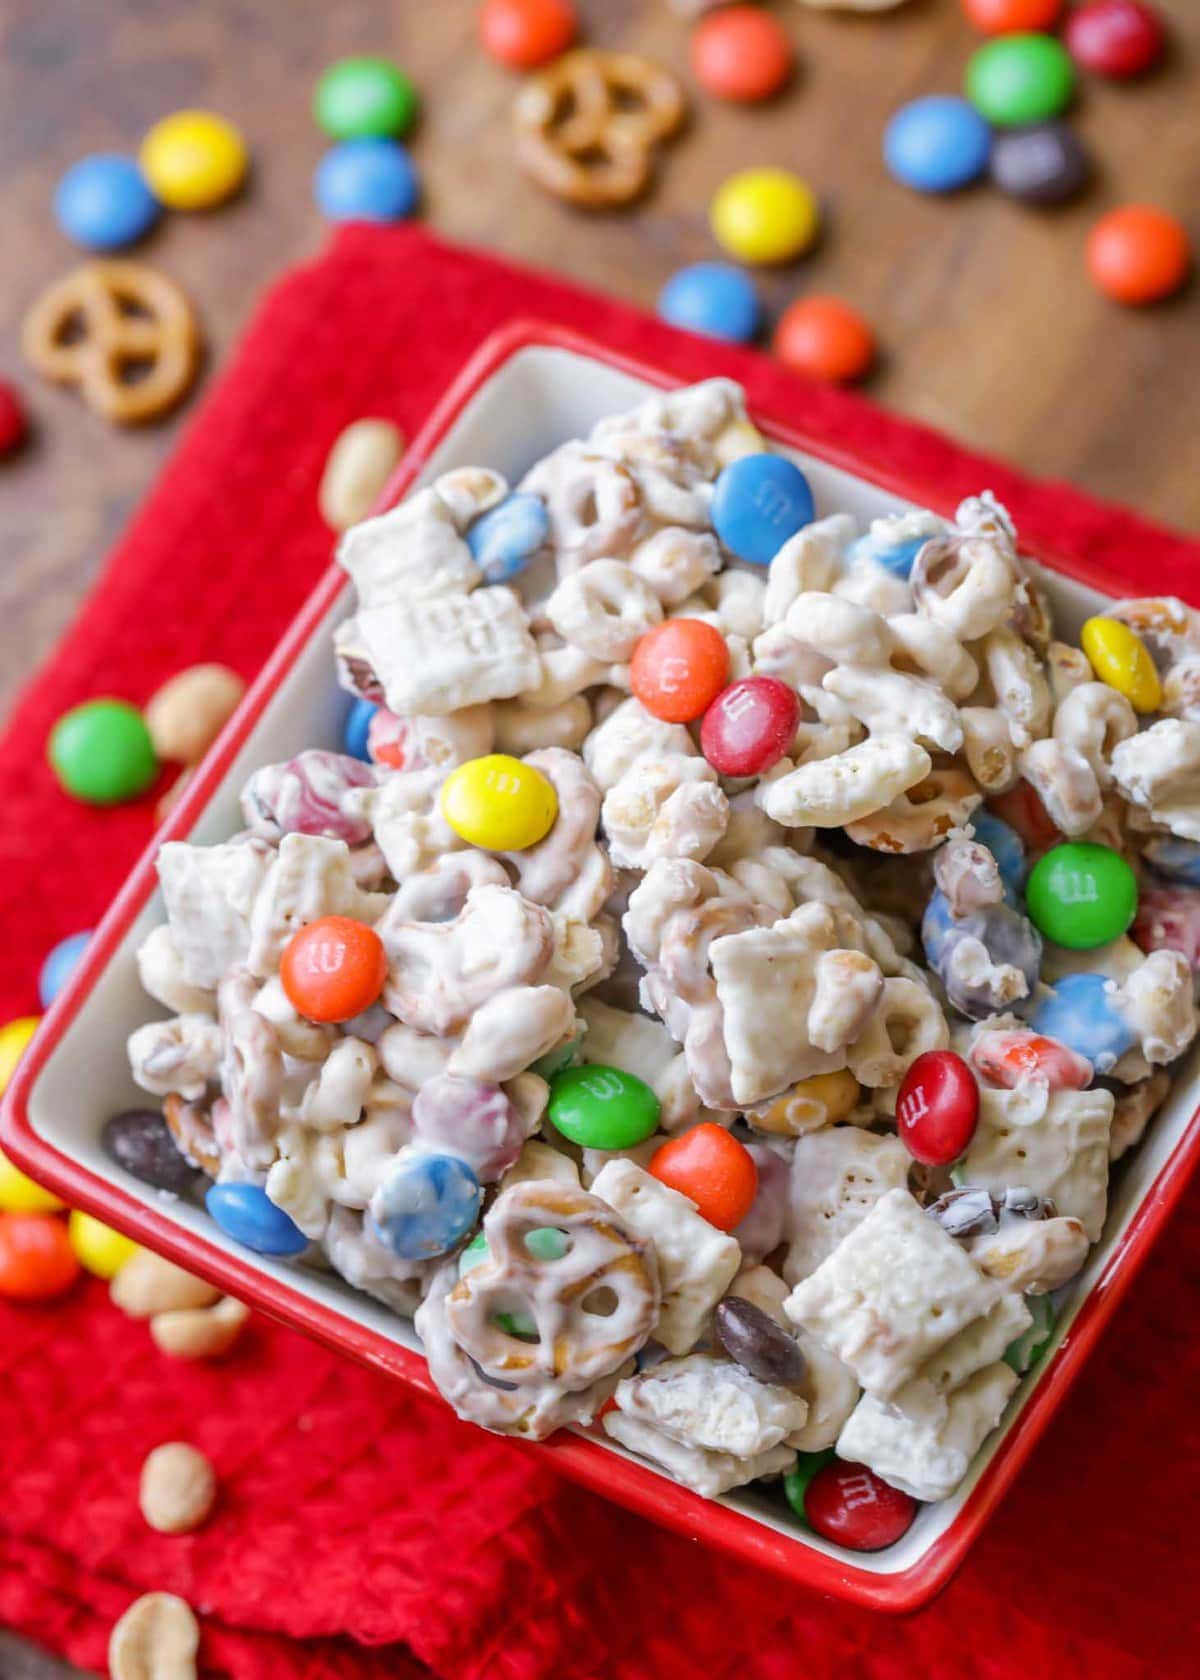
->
[[163, 1093, 220, 1177], [515, 50, 687, 209], [22, 260, 199, 424], [445, 1180, 660, 1390]]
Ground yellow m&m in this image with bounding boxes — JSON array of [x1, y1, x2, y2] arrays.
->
[[0, 1015, 38, 1094], [1080, 616, 1162, 714], [0, 1150, 63, 1215], [67, 1209, 140, 1279], [140, 110, 248, 211], [440, 754, 557, 852], [710, 168, 820, 266]]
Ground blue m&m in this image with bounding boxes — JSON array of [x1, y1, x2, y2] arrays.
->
[[884, 97, 992, 194], [971, 810, 1028, 897], [711, 454, 816, 567], [846, 531, 928, 581], [1029, 972, 1137, 1071], [54, 155, 160, 251], [343, 697, 378, 762], [314, 138, 419, 220], [38, 931, 92, 1009], [371, 1151, 482, 1260], [657, 262, 762, 345], [466, 493, 550, 583], [206, 1183, 309, 1256]]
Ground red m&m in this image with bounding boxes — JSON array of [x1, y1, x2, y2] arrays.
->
[[1065, 2, 1165, 80], [281, 915, 388, 1023], [0, 380, 27, 458], [1087, 205, 1190, 304], [960, 0, 1064, 32], [895, 1049, 979, 1166], [631, 618, 730, 724], [701, 676, 799, 777], [479, 0, 576, 69], [691, 6, 795, 104], [804, 1460, 917, 1551]]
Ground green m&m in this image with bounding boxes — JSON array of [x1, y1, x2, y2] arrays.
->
[[1025, 841, 1137, 950], [48, 699, 158, 805], [965, 34, 1075, 128], [547, 1064, 660, 1151], [314, 58, 418, 141]]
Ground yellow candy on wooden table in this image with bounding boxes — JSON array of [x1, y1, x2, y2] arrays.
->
[[0, 1014, 38, 1094], [710, 168, 820, 266], [140, 110, 248, 211], [1080, 616, 1162, 714], [440, 754, 558, 851], [0, 1148, 64, 1215], [68, 1209, 140, 1279]]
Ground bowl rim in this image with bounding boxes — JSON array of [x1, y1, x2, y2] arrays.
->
[[5, 315, 1200, 1613]]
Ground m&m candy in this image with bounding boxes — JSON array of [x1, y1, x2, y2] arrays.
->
[[803, 1460, 917, 1551], [102, 1107, 206, 1196], [49, 700, 158, 805], [1025, 841, 1138, 949], [281, 916, 388, 1023], [709, 168, 819, 265], [371, 1152, 482, 1260], [657, 263, 762, 345], [895, 1050, 980, 1166], [773, 296, 875, 384], [343, 697, 379, 761], [479, 0, 577, 69], [701, 676, 799, 777], [206, 1182, 309, 1256], [314, 57, 418, 140], [649, 1123, 758, 1232], [440, 754, 558, 850], [140, 110, 248, 211], [54, 154, 160, 251], [0, 1016, 39, 1094], [1080, 615, 1162, 711], [965, 34, 1076, 127], [38, 930, 92, 1008], [1065, 1, 1165, 80], [0, 380, 26, 457], [631, 618, 730, 723], [715, 1296, 807, 1386], [0, 1213, 79, 1301], [1086, 205, 1190, 305], [988, 121, 1091, 206], [970, 1029, 1092, 1091], [68, 1209, 139, 1279], [690, 6, 795, 104], [711, 453, 816, 566], [466, 492, 550, 582], [1029, 971, 1137, 1068], [883, 97, 992, 194], [315, 138, 420, 221], [0, 1149, 63, 1216], [547, 1064, 661, 1151], [783, 1449, 837, 1520], [961, 0, 1064, 31]]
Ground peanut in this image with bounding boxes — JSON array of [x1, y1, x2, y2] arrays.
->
[[318, 417, 404, 531], [150, 1294, 249, 1360], [111, 1250, 222, 1319], [108, 1592, 199, 1680], [144, 664, 245, 765], [139, 1443, 217, 1534]]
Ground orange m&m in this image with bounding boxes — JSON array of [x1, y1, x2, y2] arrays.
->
[[774, 296, 876, 385], [479, 0, 576, 69], [281, 915, 388, 1023], [960, 0, 1064, 33], [649, 1123, 758, 1232], [0, 1212, 80, 1301], [1086, 205, 1191, 304], [691, 6, 795, 104], [631, 618, 730, 724]]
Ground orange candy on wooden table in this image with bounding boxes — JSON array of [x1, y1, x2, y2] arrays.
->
[[691, 6, 795, 104], [280, 915, 388, 1023], [774, 296, 876, 385], [479, 0, 577, 69], [0, 1212, 80, 1301], [631, 618, 730, 723], [960, 0, 1064, 31], [1086, 205, 1191, 304], [649, 1123, 758, 1233]]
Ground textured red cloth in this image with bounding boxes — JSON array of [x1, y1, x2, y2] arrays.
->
[[0, 226, 1192, 1678]]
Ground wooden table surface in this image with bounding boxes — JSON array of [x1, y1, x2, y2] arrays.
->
[[0, 0, 1195, 1669]]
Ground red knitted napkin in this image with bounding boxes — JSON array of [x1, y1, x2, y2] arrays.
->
[[0, 225, 1190, 1679]]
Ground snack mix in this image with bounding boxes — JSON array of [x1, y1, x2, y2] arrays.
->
[[122, 380, 1200, 1545]]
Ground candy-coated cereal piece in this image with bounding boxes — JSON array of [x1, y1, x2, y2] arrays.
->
[[989, 121, 1091, 207], [479, 0, 577, 69], [0, 1016, 39, 1094], [139, 111, 248, 211], [0, 1214, 79, 1300], [1065, 1, 1165, 79], [102, 1108, 206, 1195], [896, 1050, 979, 1166], [1086, 205, 1191, 305], [0, 1149, 64, 1215], [54, 154, 160, 252], [965, 34, 1076, 127], [773, 296, 875, 384], [371, 1152, 482, 1260], [804, 1460, 917, 1550], [701, 675, 799, 777], [313, 58, 418, 140], [1080, 615, 1162, 712], [68, 1209, 139, 1279], [38, 930, 92, 1009], [280, 915, 388, 1023], [343, 697, 378, 762], [315, 138, 419, 221], [971, 1029, 1092, 1090], [710, 168, 819, 266], [548, 1064, 661, 1150], [690, 7, 795, 104], [1025, 841, 1137, 949], [631, 618, 730, 723], [466, 492, 550, 582], [0, 380, 26, 457], [440, 753, 558, 850], [657, 263, 762, 345], [884, 96, 992, 193], [648, 1123, 758, 1232], [961, 0, 1064, 32], [1029, 971, 1137, 1068], [206, 1182, 309, 1256], [49, 699, 158, 805], [711, 453, 816, 566]]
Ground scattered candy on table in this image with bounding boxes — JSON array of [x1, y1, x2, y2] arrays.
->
[[466, 492, 551, 582], [1080, 614, 1162, 711], [803, 1459, 917, 1550], [343, 697, 379, 761], [0, 379, 26, 457], [772, 295, 876, 383], [883, 96, 992, 193], [441, 753, 558, 850], [54, 154, 160, 251], [37, 930, 92, 1008], [280, 915, 388, 1022], [0, 1015, 39, 1092], [710, 167, 820, 265], [710, 452, 816, 565], [649, 1123, 758, 1232], [547, 1064, 661, 1149], [206, 1182, 309, 1256], [139, 110, 248, 211], [68, 1208, 139, 1279], [479, 0, 578, 69], [701, 675, 800, 777], [1064, 0, 1165, 80], [48, 698, 158, 804], [0, 1149, 64, 1215], [0, 1213, 79, 1300], [1086, 204, 1191, 304], [371, 1152, 482, 1259], [896, 1050, 979, 1166], [965, 34, 1076, 127], [314, 57, 418, 141], [988, 120, 1091, 205], [318, 417, 405, 531], [657, 262, 762, 344], [314, 138, 420, 221], [690, 6, 795, 104], [961, 0, 1065, 31], [1025, 841, 1138, 949], [631, 616, 731, 722], [144, 663, 246, 764]]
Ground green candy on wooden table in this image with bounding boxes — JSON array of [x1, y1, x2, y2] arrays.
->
[[965, 34, 1075, 127], [314, 57, 418, 141], [48, 699, 158, 805], [547, 1064, 661, 1151], [1025, 841, 1137, 950]]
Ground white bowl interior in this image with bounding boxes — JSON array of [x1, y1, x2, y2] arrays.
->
[[26, 343, 1200, 1576]]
